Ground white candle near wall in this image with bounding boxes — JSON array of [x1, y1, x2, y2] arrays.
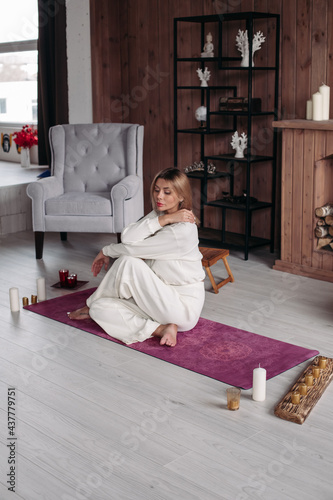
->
[[312, 91, 323, 120], [9, 287, 20, 312], [319, 83, 330, 120], [37, 277, 46, 301], [252, 364, 266, 401], [306, 100, 313, 120]]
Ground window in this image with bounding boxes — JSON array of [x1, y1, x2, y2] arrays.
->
[[0, 0, 38, 125], [0, 98, 6, 114]]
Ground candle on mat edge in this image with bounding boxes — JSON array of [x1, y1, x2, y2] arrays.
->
[[9, 287, 20, 312], [312, 91, 323, 121], [319, 82, 330, 120], [37, 277, 46, 301], [252, 364, 266, 401]]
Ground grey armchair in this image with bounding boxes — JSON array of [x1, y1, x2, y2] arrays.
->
[[27, 123, 144, 259]]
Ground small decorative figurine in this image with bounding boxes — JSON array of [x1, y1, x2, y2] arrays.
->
[[184, 161, 216, 174], [196, 67, 211, 87], [201, 32, 214, 57], [235, 29, 265, 67], [231, 131, 248, 158], [195, 106, 207, 124]]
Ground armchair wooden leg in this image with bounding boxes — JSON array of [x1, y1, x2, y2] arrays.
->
[[117, 233, 121, 243], [35, 232, 44, 260], [60, 232, 67, 241]]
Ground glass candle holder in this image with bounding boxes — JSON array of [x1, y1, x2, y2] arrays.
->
[[59, 269, 69, 286], [291, 391, 300, 404], [299, 383, 307, 396], [69, 273, 77, 285], [318, 356, 327, 369], [66, 275, 76, 288], [31, 295, 37, 304], [226, 387, 241, 411], [22, 297, 29, 306], [312, 366, 320, 378]]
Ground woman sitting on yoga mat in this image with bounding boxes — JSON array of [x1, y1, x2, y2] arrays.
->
[[69, 168, 205, 347]]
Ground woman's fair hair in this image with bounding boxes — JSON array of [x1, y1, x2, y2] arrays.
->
[[150, 168, 193, 211]]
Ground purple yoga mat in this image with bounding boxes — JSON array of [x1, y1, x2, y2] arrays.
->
[[24, 288, 319, 389]]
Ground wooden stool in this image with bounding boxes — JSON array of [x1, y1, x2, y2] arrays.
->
[[199, 247, 235, 294]]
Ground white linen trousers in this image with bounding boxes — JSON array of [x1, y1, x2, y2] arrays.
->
[[86, 211, 205, 344], [87, 255, 205, 344]]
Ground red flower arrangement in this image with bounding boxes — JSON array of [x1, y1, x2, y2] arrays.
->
[[13, 125, 38, 149]]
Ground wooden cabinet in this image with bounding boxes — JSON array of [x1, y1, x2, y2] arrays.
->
[[273, 119, 333, 283], [174, 12, 280, 259]]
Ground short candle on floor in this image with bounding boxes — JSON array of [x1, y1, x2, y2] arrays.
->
[[37, 277, 46, 301], [22, 297, 29, 306], [312, 366, 320, 378], [31, 295, 37, 304], [226, 387, 241, 411], [305, 373, 313, 386], [318, 356, 327, 369], [9, 287, 20, 312]]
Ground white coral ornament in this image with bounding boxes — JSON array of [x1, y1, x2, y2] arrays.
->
[[231, 131, 248, 158], [235, 29, 265, 67], [196, 67, 211, 87]]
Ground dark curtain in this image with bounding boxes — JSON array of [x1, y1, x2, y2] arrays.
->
[[38, 0, 69, 166]]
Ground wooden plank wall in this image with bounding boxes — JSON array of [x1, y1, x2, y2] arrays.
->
[[89, 0, 333, 248]]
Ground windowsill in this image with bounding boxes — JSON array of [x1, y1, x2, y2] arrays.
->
[[0, 160, 48, 187]]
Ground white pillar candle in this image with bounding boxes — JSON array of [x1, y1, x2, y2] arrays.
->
[[37, 277, 46, 301], [9, 287, 20, 312], [319, 83, 330, 120], [306, 100, 313, 120], [312, 91, 323, 120], [252, 364, 266, 401]]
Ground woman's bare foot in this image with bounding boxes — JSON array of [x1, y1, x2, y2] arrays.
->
[[68, 306, 90, 320], [153, 323, 178, 347]]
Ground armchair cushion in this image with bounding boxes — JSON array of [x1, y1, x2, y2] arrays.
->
[[45, 192, 112, 216]]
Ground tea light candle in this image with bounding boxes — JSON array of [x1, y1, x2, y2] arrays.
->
[[22, 297, 29, 306], [59, 269, 69, 286], [69, 273, 77, 285], [305, 373, 313, 386], [228, 400, 240, 410], [37, 277, 46, 301], [312, 366, 320, 378], [318, 356, 327, 369], [252, 364, 266, 401], [66, 276, 76, 288], [9, 287, 20, 312], [291, 391, 300, 404], [31, 295, 37, 304], [299, 383, 307, 396]]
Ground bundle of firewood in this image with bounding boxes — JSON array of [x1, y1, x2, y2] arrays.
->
[[315, 203, 333, 249]]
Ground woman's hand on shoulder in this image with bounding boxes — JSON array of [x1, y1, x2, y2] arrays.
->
[[159, 209, 195, 226], [91, 250, 110, 276]]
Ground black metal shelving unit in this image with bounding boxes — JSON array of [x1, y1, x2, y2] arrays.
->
[[174, 12, 280, 260]]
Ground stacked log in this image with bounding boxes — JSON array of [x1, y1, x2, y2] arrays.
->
[[315, 204, 333, 250]]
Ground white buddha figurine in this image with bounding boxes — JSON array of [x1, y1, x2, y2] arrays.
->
[[201, 32, 214, 57]]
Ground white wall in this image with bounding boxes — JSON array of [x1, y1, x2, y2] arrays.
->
[[66, 0, 92, 124]]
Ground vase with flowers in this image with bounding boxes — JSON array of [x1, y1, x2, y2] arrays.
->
[[13, 125, 38, 168]]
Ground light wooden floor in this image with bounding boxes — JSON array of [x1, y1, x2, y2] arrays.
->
[[0, 231, 332, 500]]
